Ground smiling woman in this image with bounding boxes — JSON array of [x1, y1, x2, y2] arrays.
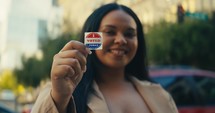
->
[[31, 3, 178, 113]]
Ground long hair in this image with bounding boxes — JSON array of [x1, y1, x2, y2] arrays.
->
[[73, 3, 149, 113]]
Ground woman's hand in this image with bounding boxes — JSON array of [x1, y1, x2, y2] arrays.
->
[[50, 40, 91, 112]]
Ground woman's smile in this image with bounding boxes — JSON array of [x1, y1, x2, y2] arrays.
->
[[108, 48, 128, 57]]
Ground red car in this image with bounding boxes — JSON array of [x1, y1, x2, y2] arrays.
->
[[149, 66, 215, 113]]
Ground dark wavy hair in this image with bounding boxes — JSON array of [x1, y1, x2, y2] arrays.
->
[[72, 3, 149, 113]]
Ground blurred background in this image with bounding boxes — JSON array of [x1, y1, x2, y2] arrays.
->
[[0, 0, 214, 113]]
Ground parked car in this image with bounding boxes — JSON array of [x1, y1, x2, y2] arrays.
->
[[149, 65, 215, 113], [0, 102, 16, 113]]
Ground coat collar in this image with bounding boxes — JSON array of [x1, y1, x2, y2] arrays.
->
[[87, 77, 177, 113], [130, 77, 178, 113], [87, 81, 110, 113]]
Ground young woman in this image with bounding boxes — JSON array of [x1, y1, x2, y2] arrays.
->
[[32, 3, 178, 113]]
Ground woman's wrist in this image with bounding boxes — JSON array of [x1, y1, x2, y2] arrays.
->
[[50, 89, 71, 113]]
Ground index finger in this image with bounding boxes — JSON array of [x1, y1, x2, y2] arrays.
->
[[60, 40, 91, 56]]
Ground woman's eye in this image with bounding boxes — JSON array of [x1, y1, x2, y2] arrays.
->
[[104, 31, 116, 36], [124, 31, 136, 38]]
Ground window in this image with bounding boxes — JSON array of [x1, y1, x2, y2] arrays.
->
[[38, 20, 48, 40], [52, 0, 58, 7]]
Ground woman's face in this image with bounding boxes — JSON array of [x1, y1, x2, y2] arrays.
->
[[96, 10, 138, 69]]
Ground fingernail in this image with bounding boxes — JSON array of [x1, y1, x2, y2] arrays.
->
[[86, 48, 92, 54], [83, 65, 87, 73]]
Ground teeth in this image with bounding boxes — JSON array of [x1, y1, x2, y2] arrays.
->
[[111, 50, 125, 55]]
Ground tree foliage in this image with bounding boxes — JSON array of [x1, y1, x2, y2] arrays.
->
[[0, 70, 17, 91], [146, 20, 215, 70], [0, 70, 26, 95], [14, 34, 76, 87]]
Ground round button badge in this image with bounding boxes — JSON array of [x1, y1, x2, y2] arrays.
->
[[84, 32, 103, 50]]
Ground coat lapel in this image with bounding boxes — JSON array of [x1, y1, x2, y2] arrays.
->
[[131, 77, 178, 113], [87, 81, 110, 113]]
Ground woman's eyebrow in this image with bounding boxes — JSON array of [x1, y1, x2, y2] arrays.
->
[[101, 25, 136, 30], [127, 27, 136, 31], [101, 25, 116, 29]]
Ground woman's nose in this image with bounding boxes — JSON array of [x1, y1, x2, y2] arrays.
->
[[114, 33, 127, 45]]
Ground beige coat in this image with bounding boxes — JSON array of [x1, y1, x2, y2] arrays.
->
[[31, 77, 178, 113]]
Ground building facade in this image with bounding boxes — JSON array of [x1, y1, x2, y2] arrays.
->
[[58, 0, 215, 32], [0, 0, 62, 70]]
